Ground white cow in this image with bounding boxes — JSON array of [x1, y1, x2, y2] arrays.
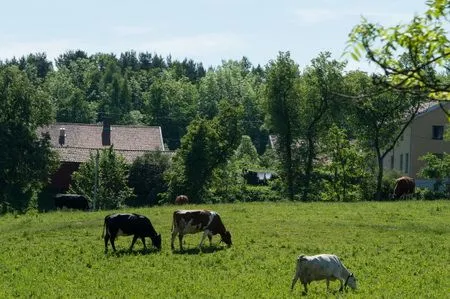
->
[[291, 254, 357, 294]]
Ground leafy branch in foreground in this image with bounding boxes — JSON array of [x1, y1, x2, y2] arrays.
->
[[347, 0, 450, 98]]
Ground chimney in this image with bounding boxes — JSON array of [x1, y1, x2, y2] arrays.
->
[[58, 128, 66, 146], [102, 119, 111, 146]]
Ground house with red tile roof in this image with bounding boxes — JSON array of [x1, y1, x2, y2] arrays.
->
[[39, 121, 165, 192]]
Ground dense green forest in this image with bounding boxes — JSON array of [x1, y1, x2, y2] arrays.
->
[[3, 0, 450, 212], [0, 49, 429, 211]]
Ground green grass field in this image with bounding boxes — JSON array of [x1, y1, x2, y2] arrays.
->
[[0, 201, 449, 298]]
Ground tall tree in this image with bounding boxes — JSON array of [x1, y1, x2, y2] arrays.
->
[[143, 71, 199, 149], [0, 66, 57, 212], [55, 50, 89, 70], [98, 57, 133, 124], [265, 52, 301, 200], [167, 57, 206, 83], [166, 100, 243, 202], [46, 68, 97, 123], [320, 125, 369, 201], [345, 71, 424, 200], [296, 52, 346, 201], [198, 59, 267, 152], [119, 51, 140, 71], [15, 53, 53, 84]]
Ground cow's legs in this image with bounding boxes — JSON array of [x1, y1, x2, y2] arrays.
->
[[326, 279, 330, 292], [302, 283, 308, 294], [129, 235, 138, 251], [199, 230, 213, 248], [290, 273, 298, 291], [178, 234, 184, 250], [338, 279, 344, 292], [140, 237, 147, 250], [171, 231, 178, 250], [199, 232, 208, 248], [110, 234, 117, 251], [104, 234, 110, 253]]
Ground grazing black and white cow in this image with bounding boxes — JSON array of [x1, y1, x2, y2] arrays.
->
[[102, 213, 161, 253], [171, 210, 232, 250], [392, 176, 415, 199], [54, 194, 89, 210]]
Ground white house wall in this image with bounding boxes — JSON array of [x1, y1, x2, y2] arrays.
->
[[410, 106, 450, 178], [383, 126, 412, 176], [383, 103, 450, 179]]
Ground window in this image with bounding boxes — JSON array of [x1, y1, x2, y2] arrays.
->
[[432, 125, 444, 140], [405, 153, 409, 174], [390, 156, 394, 169], [400, 154, 403, 171]]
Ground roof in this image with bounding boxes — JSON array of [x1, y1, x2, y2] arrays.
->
[[268, 135, 306, 149], [38, 123, 165, 163], [415, 101, 450, 119]]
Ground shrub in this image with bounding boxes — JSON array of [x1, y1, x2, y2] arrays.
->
[[381, 169, 407, 200], [128, 151, 170, 206], [318, 125, 372, 202], [415, 187, 447, 200], [69, 146, 134, 210]]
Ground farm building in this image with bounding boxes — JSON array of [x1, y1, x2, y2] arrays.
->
[[38, 120, 165, 193]]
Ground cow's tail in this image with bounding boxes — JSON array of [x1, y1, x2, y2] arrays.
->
[[171, 211, 177, 232], [101, 216, 107, 238], [292, 255, 305, 291]]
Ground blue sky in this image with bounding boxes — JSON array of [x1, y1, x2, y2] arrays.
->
[[0, 0, 429, 72]]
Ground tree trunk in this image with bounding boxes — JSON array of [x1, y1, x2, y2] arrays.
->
[[376, 151, 383, 201], [285, 134, 294, 201], [302, 136, 315, 201]]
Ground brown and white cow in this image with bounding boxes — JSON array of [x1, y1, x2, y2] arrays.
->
[[392, 176, 415, 199], [175, 195, 189, 205], [171, 210, 232, 250]]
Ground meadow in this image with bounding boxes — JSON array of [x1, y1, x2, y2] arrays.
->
[[0, 201, 449, 298]]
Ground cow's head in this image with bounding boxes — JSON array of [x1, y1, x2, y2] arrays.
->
[[152, 234, 162, 250], [345, 273, 357, 290], [221, 231, 232, 247]]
